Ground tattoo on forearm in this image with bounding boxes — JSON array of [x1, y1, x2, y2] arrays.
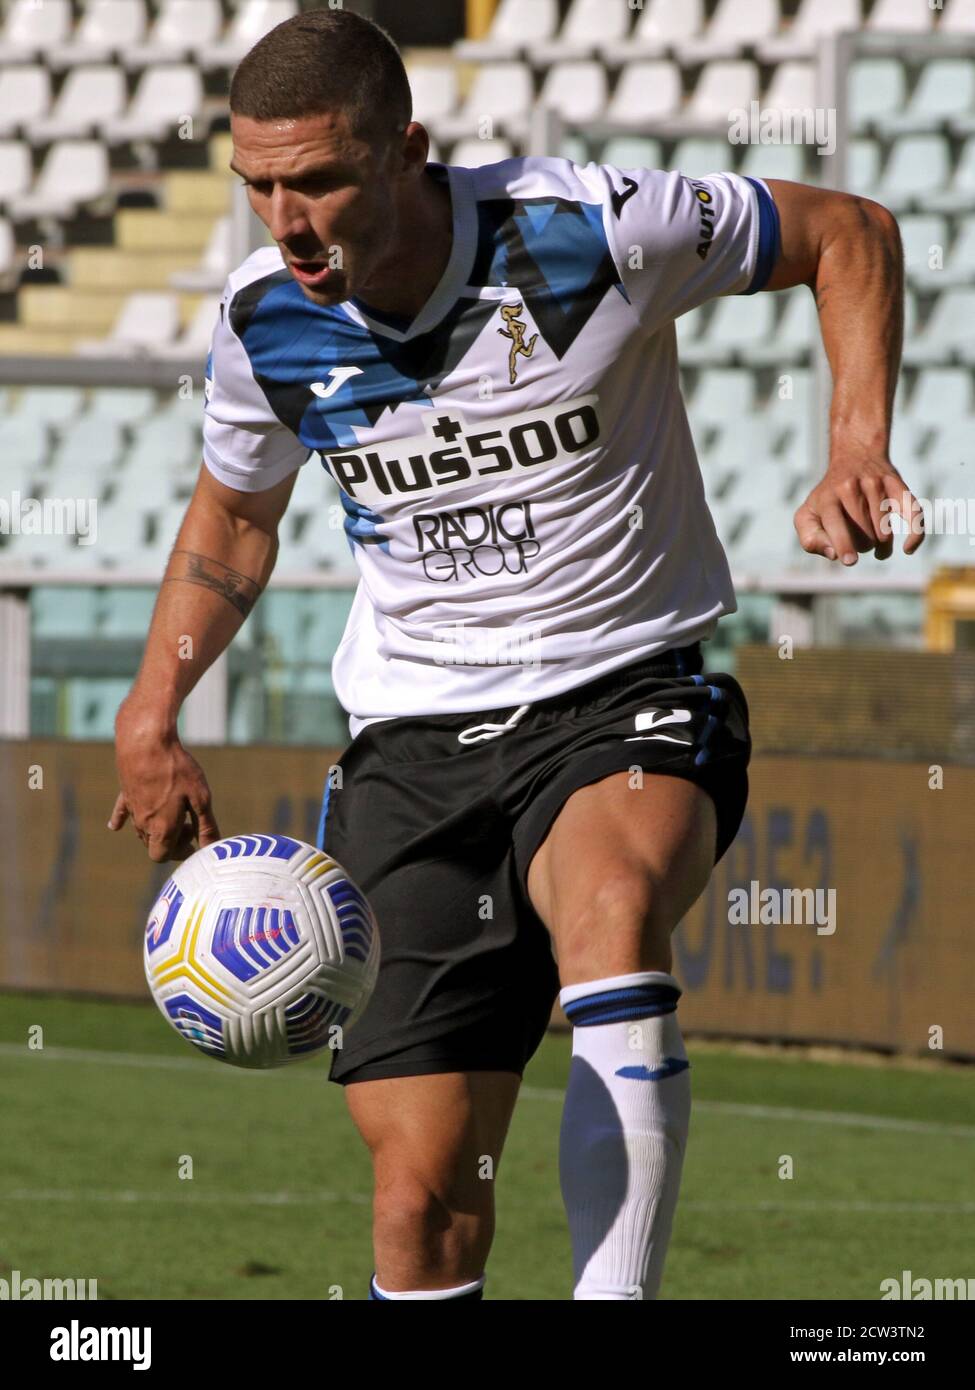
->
[[168, 550, 262, 618], [815, 281, 831, 313]]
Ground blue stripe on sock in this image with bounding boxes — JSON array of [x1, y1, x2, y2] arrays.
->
[[564, 982, 681, 1027]]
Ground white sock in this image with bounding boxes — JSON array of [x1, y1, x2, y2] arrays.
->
[[369, 1273, 485, 1300], [559, 971, 691, 1300]]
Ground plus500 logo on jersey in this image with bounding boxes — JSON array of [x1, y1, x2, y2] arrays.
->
[[320, 396, 600, 505]]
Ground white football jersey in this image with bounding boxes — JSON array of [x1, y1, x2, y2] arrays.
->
[[203, 157, 781, 738]]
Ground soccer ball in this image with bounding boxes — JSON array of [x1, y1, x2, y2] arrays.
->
[[143, 833, 380, 1068]]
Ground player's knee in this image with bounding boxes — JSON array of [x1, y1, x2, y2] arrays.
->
[[372, 1170, 493, 1278]]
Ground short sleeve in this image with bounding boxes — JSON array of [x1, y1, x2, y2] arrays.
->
[[202, 279, 311, 493], [601, 166, 781, 336]]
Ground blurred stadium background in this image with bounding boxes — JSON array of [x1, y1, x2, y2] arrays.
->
[[1, 0, 974, 1300]]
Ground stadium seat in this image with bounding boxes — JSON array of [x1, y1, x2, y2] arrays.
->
[[758, 0, 861, 62], [926, 135, 975, 211], [121, 0, 222, 68], [671, 137, 735, 176], [675, 305, 708, 363], [738, 143, 805, 181], [454, 0, 559, 62], [6, 139, 109, 220], [677, 0, 780, 63], [169, 215, 232, 292], [433, 63, 534, 141], [449, 136, 514, 168], [941, 0, 975, 33], [906, 368, 974, 425], [13, 385, 86, 425], [601, 0, 704, 64], [47, 0, 148, 71], [742, 291, 815, 366], [874, 135, 951, 211], [902, 288, 975, 364], [849, 59, 907, 134], [0, 140, 32, 205], [536, 61, 608, 126], [0, 66, 51, 138], [197, 0, 300, 71], [533, 0, 632, 64], [897, 213, 950, 287], [688, 368, 757, 425], [406, 63, 459, 127], [938, 218, 975, 285], [883, 59, 975, 135], [867, 0, 933, 31], [88, 386, 157, 424], [761, 60, 816, 115], [692, 292, 776, 364], [601, 136, 663, 169], [75, 291, 181, 357], [128, 416, 199, 472], [846, 136, 882, 193], [29, 65, 127, 143], [605, 61, 681, 127], [0, 0, 71, 63], [0, 417, 48, 483], [151, 294, 220, 361], [101, 64, 204, 145], [684, 61, 759, 127]]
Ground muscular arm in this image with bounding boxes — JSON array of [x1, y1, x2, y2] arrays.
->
[[759, 179, 922, 563], [110, 464, 298, 860]]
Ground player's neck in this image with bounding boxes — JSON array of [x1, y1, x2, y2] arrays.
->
[[353, 167, 453, 321]]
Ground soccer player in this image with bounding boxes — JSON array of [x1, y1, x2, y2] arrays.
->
[[110, 11, 923, 1299]]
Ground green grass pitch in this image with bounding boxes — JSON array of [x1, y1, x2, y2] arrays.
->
[[1, 992, 973, 1300]]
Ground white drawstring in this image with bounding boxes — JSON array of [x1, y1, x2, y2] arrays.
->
[[457, 704, 531, 745]]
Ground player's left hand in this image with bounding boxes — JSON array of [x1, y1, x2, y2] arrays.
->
[[794, 453, 925, 564]]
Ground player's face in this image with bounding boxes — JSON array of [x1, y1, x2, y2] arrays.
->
[[230, 110, 412, 306]]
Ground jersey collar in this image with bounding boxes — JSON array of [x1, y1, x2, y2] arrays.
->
[[340, 162, 477, 342]]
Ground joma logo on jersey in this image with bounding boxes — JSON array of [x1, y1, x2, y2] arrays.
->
[[321, 396, 600, 506], [690, 182, 716, 260], [497, 302, 537, 385]]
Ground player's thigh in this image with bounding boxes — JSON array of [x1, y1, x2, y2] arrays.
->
[[526, 771, 717, 983], [344, 1069, 522, 1205]]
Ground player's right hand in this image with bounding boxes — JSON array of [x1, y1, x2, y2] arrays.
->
[[109, 702, 221, 863]]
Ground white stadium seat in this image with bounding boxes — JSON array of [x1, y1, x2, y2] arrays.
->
[[449, 137, 514, 168], [455, 0, 559, 62], [671, 137, 735, 176], [101, 64, 204, 144], [534, 0, 631, 64], [602, 0, 704, 64], [75, 292, 181, 357], [743, 293, 815, 366], [0, 140, 32, 206], [849, 59, 907, 133], [762, 61, 816, 115], [602, 136, 663, 169], [906, 368, 973, 425], [197, 0, 299, 70], [0, 0, 71, 63], [47, 0, 148, 71], [759, 0, 861, 62], [938, 219, 975, 285], [433, 62, 534, 141], [875, 135, 952, 211], [846, 136, 882, 192], [606, 61, 682, 128], [152, 294, 221, 361], [14, 385, 86, 425], [684, 61, 760, 127], [737, 143, 805, 181], [898, 213, 950, 287], [536, 61, 608, 126], [169, 216, 232, 292], [867, 0, 934, 31], [406, 64, 459, 126], [6, 139, 108, 219], [29, 66, 127, 143], [882, 60, 975, 135], [0, 66, 51, 137], [122, 0, 222, 68], [926, 135, 975, 211], [698, 293, 777, 364], [688, 369, 758, 425], [678, 0, 780, 63], [87, 387, 157, 424], [941, 0, 975, 32]]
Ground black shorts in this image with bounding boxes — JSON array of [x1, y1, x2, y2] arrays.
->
[[319, 642, 751, 1086]]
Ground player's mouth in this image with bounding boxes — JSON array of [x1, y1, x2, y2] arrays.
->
[[290, 260, 340, 288]]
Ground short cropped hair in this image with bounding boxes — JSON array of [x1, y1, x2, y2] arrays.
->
[[229, 8, 412, 148]]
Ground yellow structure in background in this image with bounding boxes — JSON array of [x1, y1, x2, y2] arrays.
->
[[466, 0, 498, 41], [925, 568, 975, 652]]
